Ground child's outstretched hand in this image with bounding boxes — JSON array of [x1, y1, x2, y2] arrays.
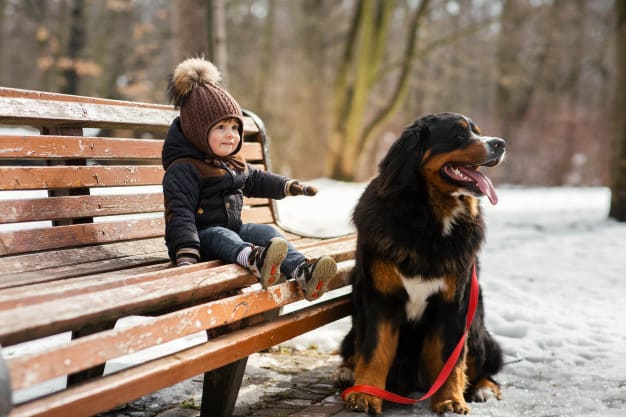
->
[[286, 180, 318, 196]]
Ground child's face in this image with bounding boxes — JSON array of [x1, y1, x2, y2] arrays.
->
[[207, 118, 241, 157]]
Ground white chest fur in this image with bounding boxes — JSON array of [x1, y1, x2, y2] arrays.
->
[[397, 270, 446, 321]]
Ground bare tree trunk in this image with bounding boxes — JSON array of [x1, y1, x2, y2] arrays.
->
[[172, 0, 209, 62], [324, 0, 431, 180], [211, 0, 228, 85], [0, 0, 6, 83], [494, 0, 529, 143], [559, 0, 586, 184], [495, 0, 561, 183], [61, 0, 85, 95], [609, 0, 626, 221], [326, 0, 396, 180], [254, 0, 275, 114], [356, 0, 430, 171], [325, 0, 363, 178]]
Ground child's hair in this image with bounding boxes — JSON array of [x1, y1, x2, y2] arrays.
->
[[212, 117, 242, 131], [168, 57, 244, 156]]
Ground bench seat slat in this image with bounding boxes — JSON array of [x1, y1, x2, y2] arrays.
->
[[6, 296, 351, 417], [0, 264, 258, 346], [0, 236, 353, 307], [0, 228, 296, 284], [0, 238, 356, 346], [0, 262, 192, 308], [0, 238, 166, 278], [9, 275, 349, 390], [0, 255, 169, 292]]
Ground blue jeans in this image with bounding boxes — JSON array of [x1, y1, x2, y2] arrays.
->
[[198, 224, 305, 276]]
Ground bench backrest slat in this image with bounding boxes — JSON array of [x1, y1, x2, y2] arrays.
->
[[0, 194, 270, 224], [0, 206, 274, 256], [0, 136, 263, 160], [0, 88, 259, 133], [0, 193, 164, 224], [0, 165, 164, 190]]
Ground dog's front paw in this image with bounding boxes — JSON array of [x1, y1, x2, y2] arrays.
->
[[345, 392, 383, 416], [431, 399, 470, 415], [333, 364, 354, 389], [466, 377, 502, 402]]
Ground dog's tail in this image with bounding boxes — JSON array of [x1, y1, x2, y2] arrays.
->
[[483, 331, 504, 375]]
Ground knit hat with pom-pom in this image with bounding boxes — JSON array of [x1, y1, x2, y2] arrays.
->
[[168, 58, 244, 157]]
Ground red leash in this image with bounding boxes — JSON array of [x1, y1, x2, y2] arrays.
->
[[341, 264, 480, 404]]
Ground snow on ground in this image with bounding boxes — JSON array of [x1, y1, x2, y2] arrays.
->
[[273, 181, 626, 416], [4, 180, 626, 416]]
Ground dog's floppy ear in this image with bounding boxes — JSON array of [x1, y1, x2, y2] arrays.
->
[[376, 124, 427, 197]]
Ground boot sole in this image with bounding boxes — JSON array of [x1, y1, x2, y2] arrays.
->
[[259, 237, 288, 288], [303, 256, 337, 301]]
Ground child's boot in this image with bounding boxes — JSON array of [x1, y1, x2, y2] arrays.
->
[[248, 237, 288, 287], [293, 256, 337, 301]]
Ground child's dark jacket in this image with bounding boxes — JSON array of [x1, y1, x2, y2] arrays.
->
[[162, 117, 288, 261]]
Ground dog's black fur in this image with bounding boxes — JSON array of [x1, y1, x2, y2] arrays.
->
[[336, 113, 505, 415]]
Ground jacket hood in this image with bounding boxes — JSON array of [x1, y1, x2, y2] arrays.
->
[[162, 117, 206, 169]]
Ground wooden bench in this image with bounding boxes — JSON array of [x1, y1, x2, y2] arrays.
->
[[0, 87, 355, 417]]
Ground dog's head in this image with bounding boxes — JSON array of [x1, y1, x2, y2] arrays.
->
[[378, 112, 506, 204]]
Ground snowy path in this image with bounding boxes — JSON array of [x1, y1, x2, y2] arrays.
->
[[5, 184, 625, 416], [277, 185, 626, 417]]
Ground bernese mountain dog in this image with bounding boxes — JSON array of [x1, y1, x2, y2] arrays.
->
[[335, 113, 506, 415]]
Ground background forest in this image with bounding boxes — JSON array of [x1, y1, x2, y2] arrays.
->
[[0, 0, 621, 187]]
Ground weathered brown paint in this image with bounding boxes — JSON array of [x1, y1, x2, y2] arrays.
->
[[0, 86, 357, 417], [0, 165, 164, 190], [0, 247, 354, 346], [0, 87, 259, 134], [8, 280, 308, 389], [6, 297, 351, 417], [0, 136, 262, 161]]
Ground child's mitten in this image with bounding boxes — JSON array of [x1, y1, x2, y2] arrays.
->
[[285, 180, 318, 196]]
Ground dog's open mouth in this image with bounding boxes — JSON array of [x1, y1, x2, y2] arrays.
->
[[442, 162, 499, 205]]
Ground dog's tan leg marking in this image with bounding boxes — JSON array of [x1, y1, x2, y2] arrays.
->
[[371, 259, 403, 294], [422, 334, 470, 415], [346, 320, 399, 415]]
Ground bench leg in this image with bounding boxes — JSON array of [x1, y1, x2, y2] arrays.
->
[[199, 308, 279, 416], [200, 357, 248, 417]]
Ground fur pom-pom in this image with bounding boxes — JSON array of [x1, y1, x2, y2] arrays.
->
[[168, 57, 222, 108]]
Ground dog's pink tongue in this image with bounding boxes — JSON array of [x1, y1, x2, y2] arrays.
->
[[458, 167, 498, 205]]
